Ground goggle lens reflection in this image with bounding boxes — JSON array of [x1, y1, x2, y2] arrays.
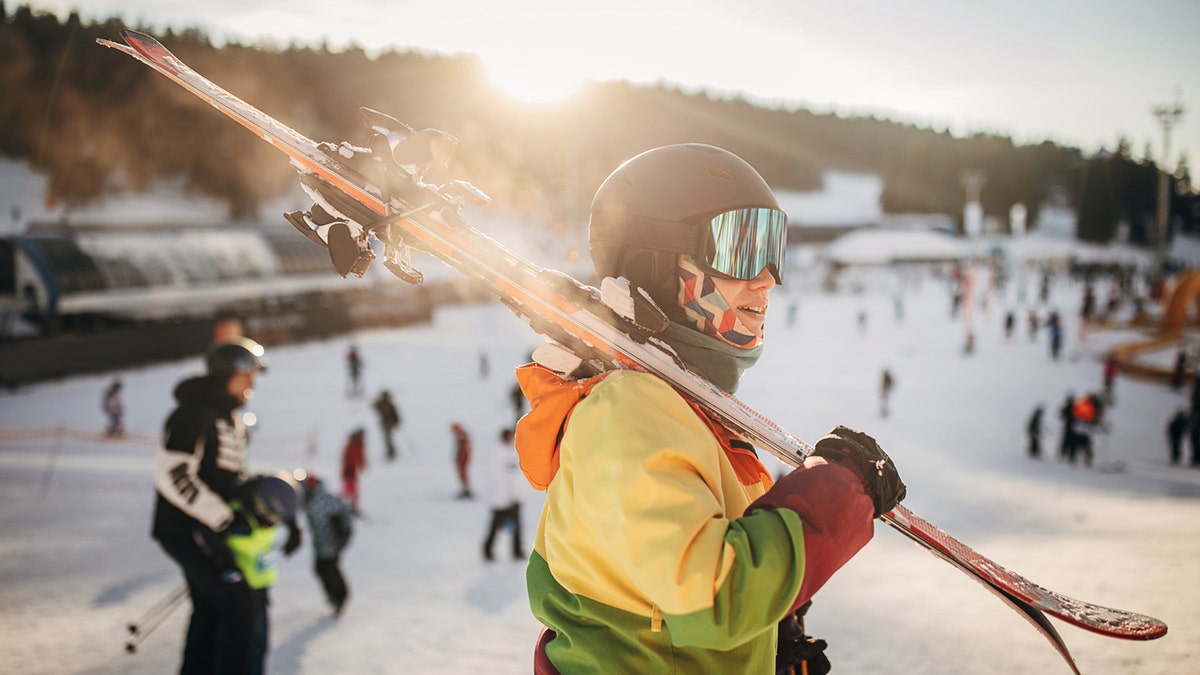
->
[[705, 208, 788, 282]]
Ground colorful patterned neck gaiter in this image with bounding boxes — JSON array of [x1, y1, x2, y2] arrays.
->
[[677, 256, 762, 349]]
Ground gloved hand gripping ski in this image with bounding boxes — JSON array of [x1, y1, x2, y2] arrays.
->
[[812, 425, 906, 518]]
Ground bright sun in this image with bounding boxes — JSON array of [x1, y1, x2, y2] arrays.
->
[[482, 55, 586, 104]]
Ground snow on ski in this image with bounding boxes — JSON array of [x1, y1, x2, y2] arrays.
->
[[98, 28, 1167, 672]]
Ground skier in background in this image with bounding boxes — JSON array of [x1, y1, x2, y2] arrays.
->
[[509, 381, 526, 426], [513, 144, 904, 674], [481, 428, 524, 562], [224, 474, 301, 675], [879, 368, 894, 418], [1190, 376, 1200, 467], [101, 377, 124, 437], [345, 344, 363, 398], [1026, 404, 1044, 459], [372, 390, 401, 461], [1103, 354, 1119, 402], [1171, 349, 1187, 390], [1057, 392, 1076, 461], [1080, 284, 1097, 327], [1047, 311, 1063, 361], [450, 422, 473, 499], [151, 337, 268, 675], [1167, 408, 1188, 465], [1071, 393, 1103, 467], [301, 472, 357, 617], [339, 428, 367, 511]]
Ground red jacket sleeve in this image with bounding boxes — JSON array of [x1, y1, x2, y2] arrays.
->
[[746, 456, 876, 612]]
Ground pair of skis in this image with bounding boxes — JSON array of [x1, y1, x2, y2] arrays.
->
[[98, 29, 1167, 673]]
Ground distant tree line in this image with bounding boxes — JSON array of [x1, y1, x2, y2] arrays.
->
[[2, 3, 1196, 245]]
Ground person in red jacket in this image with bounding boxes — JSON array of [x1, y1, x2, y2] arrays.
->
[[515, 144, 905, 674], [339, 428, 367, 511]]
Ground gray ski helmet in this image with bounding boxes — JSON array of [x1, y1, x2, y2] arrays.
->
[[588, 143, 782, 310], [242, 473, 299, 525], [206, 337, 268, 380]]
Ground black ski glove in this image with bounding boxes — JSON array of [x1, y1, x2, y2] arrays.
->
[[812, 425, 906, 518], [283, 519, 303, 557], [776, 601, 831, 675], [195, 524, 244, 584], [226, 510, 253, 537]]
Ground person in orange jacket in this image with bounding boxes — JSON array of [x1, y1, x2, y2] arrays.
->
[[514, 144, 905, 674]]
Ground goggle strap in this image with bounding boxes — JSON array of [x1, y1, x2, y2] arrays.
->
[[589, 213, 700, 253]]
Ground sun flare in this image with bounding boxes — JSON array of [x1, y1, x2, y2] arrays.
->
[[482, 54, 586, 104]]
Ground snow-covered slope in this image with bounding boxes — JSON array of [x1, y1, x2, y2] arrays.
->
[[0, 268, 1196, 674]]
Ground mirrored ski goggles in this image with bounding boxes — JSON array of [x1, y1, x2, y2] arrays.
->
[[700, 207, 788, 283]]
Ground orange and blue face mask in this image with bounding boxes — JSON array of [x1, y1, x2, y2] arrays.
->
[[677, 256, 762, 349]]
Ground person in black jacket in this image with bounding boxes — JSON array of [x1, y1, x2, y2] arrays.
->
[[1167, 408, 1189, 465], [152, 337, 268, 675], [371, 390, 401, 461], [1027, 404, 1044, 459]]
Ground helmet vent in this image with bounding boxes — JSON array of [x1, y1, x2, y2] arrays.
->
[[707, 167, 733, 180]]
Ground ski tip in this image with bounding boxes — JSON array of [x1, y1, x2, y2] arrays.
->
[[116, 29, 183, 73], [119, 29, 171, 58], [119, 28, 160, 47]]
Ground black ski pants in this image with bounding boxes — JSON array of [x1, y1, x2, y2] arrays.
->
[[483, 503, 523, 561], [249, 588, 269, 675], [157, 531, 255, 675], [380, 423, 399, 461], [315, 556, 349, 610]]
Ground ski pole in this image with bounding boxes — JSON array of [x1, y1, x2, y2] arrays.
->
[[125, 583, 188, 653], [38, 426, 67, 500]]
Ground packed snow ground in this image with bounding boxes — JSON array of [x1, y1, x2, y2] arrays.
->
[[1, 268, 1198, 674]]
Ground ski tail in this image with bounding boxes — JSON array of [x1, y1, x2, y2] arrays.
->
[[885, 506, 1166, 640]]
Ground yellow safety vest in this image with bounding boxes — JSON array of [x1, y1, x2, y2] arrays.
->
[[225, 502, 280, 589]]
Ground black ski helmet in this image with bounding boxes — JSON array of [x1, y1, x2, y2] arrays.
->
[[588, 143, 783, 311], [206, 337, 268, 380], [240, 473, 299, 526]]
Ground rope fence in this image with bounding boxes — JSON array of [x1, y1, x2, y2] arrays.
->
[[0, 427, 311, 446], [0, 426, 314, 499]]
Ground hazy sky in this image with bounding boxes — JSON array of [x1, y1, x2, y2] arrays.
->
[[27, 0, 1200, 168]]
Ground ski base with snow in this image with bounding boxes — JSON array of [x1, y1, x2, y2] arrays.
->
[[98, 28, 1167, 674]]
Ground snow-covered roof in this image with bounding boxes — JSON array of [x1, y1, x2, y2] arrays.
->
[[821, 227, 971, 265], [774, 171, 883, 227], [990, 233, 1168, 268]]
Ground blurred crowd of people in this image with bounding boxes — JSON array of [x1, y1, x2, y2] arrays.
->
[[132, 333, 535, 673]]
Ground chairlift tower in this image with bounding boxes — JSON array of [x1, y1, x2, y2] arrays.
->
[[960, 169, 987, 240], [1153, 91, 1185, 271]]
